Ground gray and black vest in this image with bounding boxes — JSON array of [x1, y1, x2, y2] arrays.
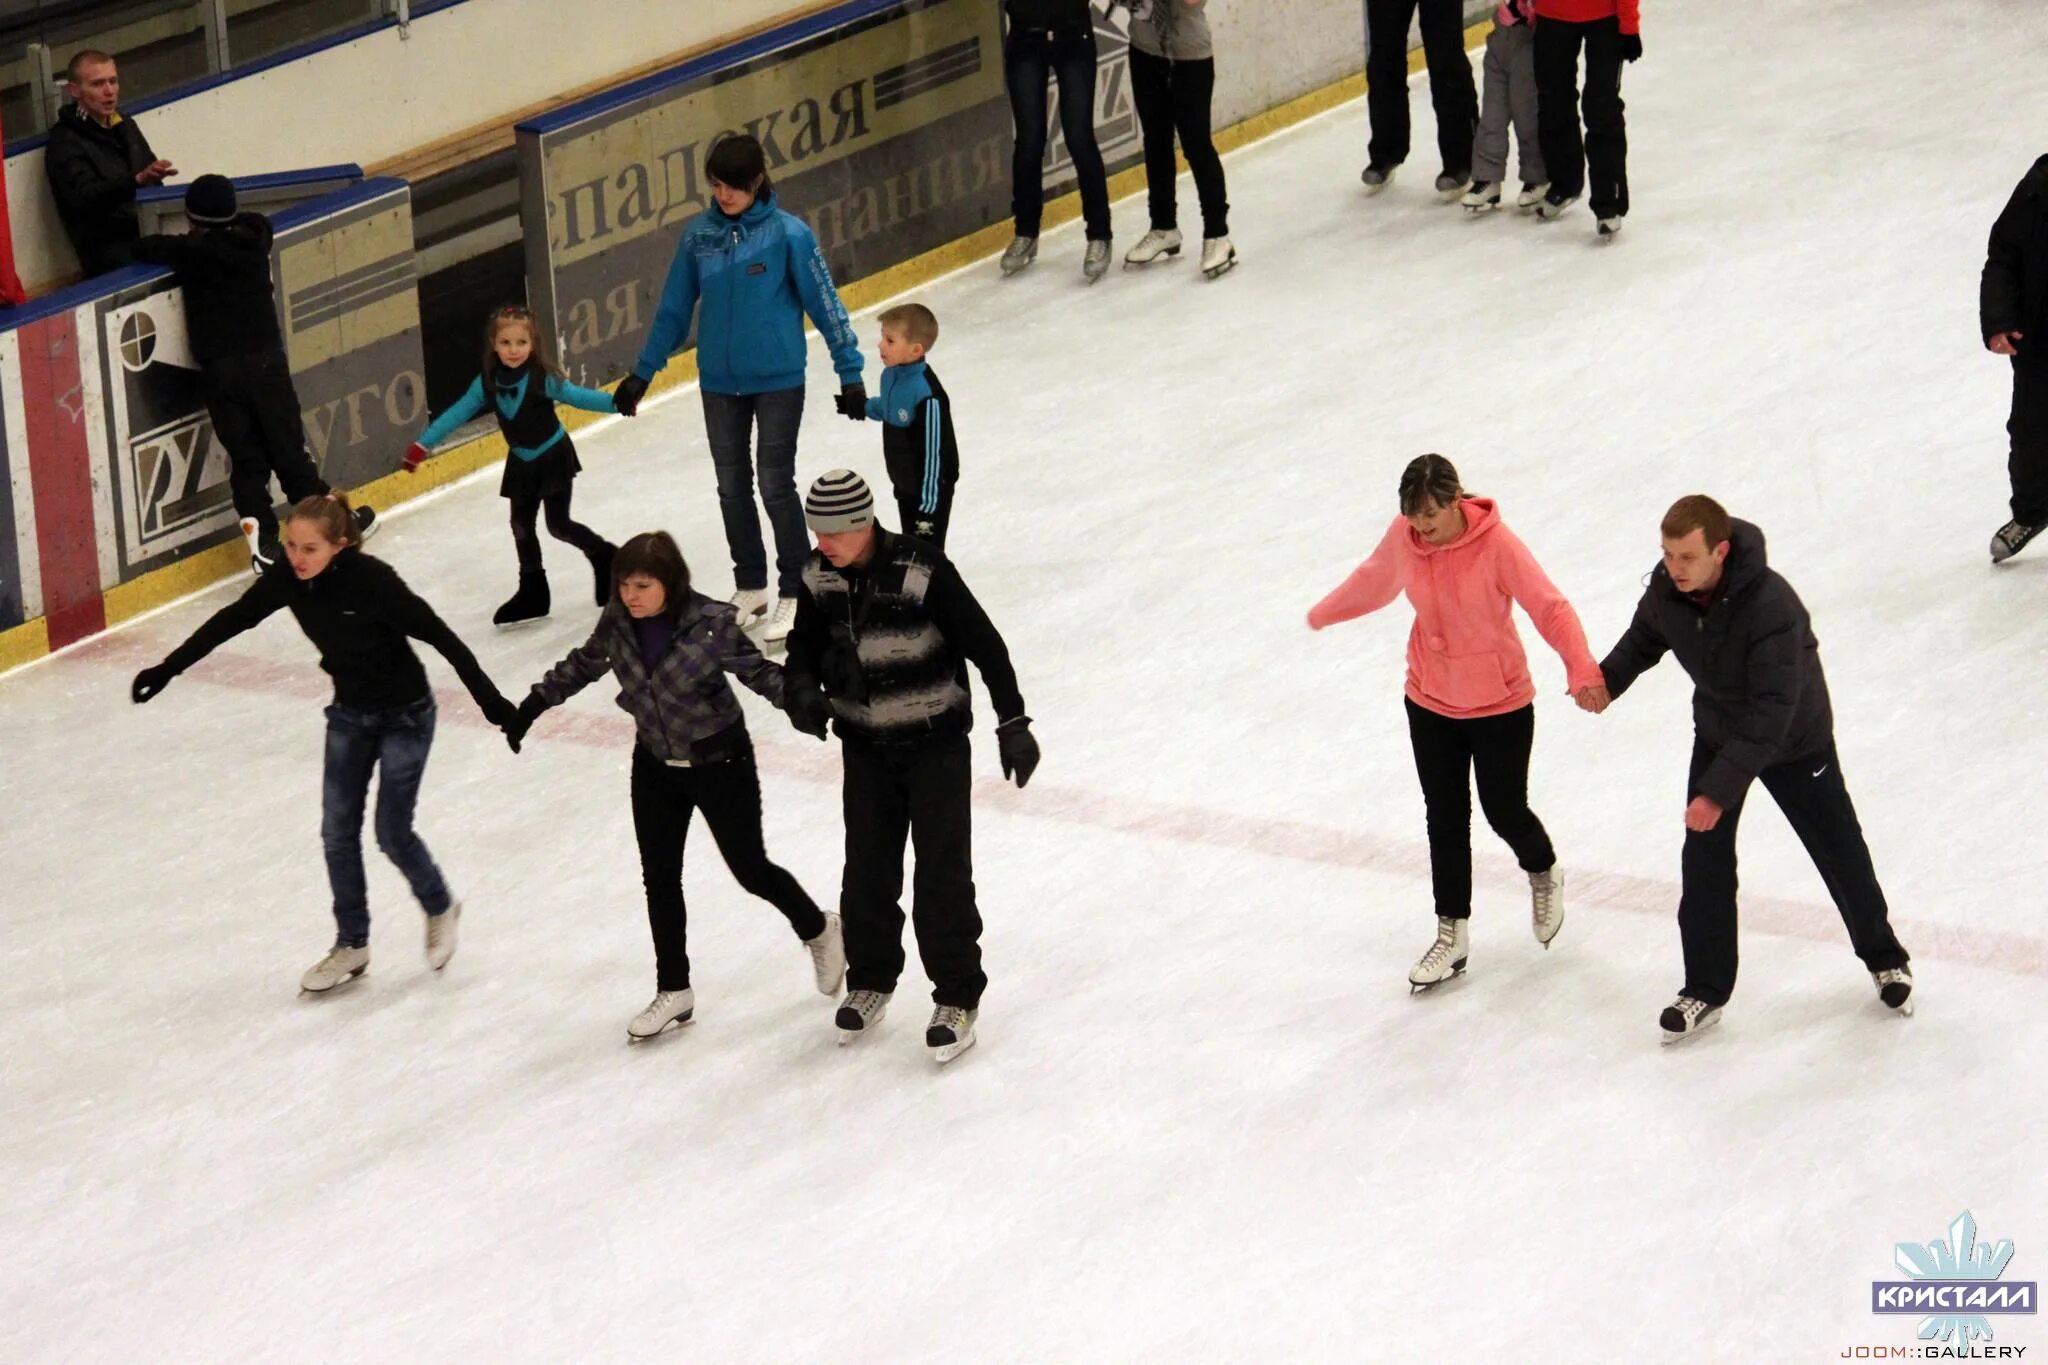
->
[[801, 534, 971, 741]]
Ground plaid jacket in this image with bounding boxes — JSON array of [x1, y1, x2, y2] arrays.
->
[[528, 591, 786, 762]]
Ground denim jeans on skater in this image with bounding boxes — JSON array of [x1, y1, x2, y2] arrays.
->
[[322, 695, 452, 948], [700, 387, 808, 598], [1005, 27, 1113, 241]]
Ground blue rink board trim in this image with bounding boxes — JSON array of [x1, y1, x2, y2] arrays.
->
[[137, 164, 364, 205], [519, 0, 908, 136], [0, 176, 410, 336]]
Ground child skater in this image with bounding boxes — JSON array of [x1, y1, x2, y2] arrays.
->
[[404, 305, 622, 626], [130, 492, 522, 993], [1462, 0, 1549, 214], [863, 303, 960, 548], [504, 531, 846, 1040]]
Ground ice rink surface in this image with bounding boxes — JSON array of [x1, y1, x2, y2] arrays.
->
[[7, 1, 2048, 1358]]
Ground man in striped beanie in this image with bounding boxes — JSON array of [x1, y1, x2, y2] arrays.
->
[[785, 469, 1038, 1063]]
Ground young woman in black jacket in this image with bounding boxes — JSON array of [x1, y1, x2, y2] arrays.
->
[[131, 493, 521, 993], [507, 531, 844, 1041]]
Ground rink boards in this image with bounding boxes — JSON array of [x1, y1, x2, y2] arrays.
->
[[0, 178, 423, 664]]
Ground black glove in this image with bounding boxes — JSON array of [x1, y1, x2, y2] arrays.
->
[[996, 716, 1039, 789], [1618, 33, 1642, 62], [785, 679, 831, 740], [612, 374, 649, 417], [501, 694, 548, 753], [130, 663, 175, 704], [833, 382, 867, 420]]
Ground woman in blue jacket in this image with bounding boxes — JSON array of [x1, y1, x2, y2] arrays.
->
[[611, 134, 866, 645]]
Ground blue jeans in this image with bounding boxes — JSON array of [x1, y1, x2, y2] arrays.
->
[[700, 387, 808, 597], [1005, 27, 1112, 241], [322, 696, 452, 947]]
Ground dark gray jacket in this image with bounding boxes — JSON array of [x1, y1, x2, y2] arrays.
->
[[1599, 520, 1836, 808], [1982, 153, 2048, 352], [527, 591, 786, 763], [43, 104, 155, 276]]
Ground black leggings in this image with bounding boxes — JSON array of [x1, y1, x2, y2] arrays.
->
[[1406, 698, 1555, 920], [630, 746, 826, 990], [511, 489, 609, 575], [1129, 48, 1228, 239]]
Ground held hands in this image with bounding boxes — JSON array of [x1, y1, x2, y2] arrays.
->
[[1988, 331, 2024, 356], [1573, 682, 1612, 714], [997, 716, 1040, 789], [401, 441, 428, 474], [612, 374, 649, 417], [834, 383, 868, 420], [785, 680, 831, 740], [135, 159, 176, 187], [130, 663, 174, 703], [1618, 33, 1643, 62], [1683, 796, 1724, 833]]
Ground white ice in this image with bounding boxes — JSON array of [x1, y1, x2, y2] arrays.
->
[[6, 1, 2048, 1358]]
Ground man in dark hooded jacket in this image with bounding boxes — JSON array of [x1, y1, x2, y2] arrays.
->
[[1577, 495, 1912, 1042], [1982, 153, 2048, 563], [133, 175, 371, 566]]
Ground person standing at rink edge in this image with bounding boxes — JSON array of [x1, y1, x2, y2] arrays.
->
[[783, 471, 1040, 1063], [610, 133, 867, 647], [1981, 152, 2048, 563], [1532, 0, 1641, 236], [998, 0, 1116, 282], [1575, 496, 1914, 1041], [1120, 0, 1236, 279], [1359, 0, 1479, 198], [1306, 455, 1602, 992]]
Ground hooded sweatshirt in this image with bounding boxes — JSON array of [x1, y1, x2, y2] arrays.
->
[[1307, 498, 1603, 720]]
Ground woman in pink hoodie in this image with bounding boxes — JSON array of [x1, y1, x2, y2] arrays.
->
[[1307, 454, 1603, 990]]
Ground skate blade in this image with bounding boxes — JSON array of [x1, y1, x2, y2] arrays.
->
[[627, 1011, 694, 1042], [931, 1031, 977, 1064], [1659, 1015, 1722, 1045], [1462, 203, 1500, 215], [492, 617, 551, 631], [1408, 963, 1468, 994], [299, 967, 366, 995], [1202, 254, 1238, 280]]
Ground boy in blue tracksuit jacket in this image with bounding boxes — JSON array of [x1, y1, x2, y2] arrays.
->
[[609, 134, 866, 629], [864, 302, 961, 548]]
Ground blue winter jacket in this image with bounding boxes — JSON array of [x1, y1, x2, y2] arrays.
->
[[632, 193, 864, 396]]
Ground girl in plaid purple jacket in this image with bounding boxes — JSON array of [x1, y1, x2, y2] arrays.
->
[[508, 532, 846, 1040]]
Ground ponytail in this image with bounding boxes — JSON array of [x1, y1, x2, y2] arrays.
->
[[287, 490, 359, 548]]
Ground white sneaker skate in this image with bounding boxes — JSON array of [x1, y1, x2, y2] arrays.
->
[[729, 587, 770, 625], [301, 943, 368, 993], [1124, 228, 1182, 266], [1872, 966, 1914, 1017], [1537, 189, 1581, 221], [1461, 180, 1502, 213], [628, 988, 696, 1040], [760, 595, 797, 644], [999, 235, 1038, 276], [804, 913, 846, 996], [1200, 235, 1237, 279], [927, 1005, 978, 1063], [1516, 181, 1550, 212], [424, 900, 461, 971], [836, 988, 891, 1043], [1529, 869, 1564, 947], [1658, 995, 1722, 1043], [1408, 917, 1470, 992]]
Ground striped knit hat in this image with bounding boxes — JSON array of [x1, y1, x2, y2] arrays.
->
[[804, 469, 875, 534]]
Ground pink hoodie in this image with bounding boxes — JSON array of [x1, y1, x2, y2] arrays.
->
[[1306, 498, 1603, 720]]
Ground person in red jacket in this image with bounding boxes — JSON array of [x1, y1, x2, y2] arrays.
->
[[1532, 0, 1641, 236], [1307, 455, 1604, 993]]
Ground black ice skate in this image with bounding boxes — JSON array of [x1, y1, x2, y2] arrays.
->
[[1872, 966, 1914, 1017], [1461, 181, 1502, 213], [1360, 162, 1398, 193], [353, 505, 379, 540], [927, 1005, 977, 1063], [835, 988, 891, 1044], [493, 570, 550, 627], [1658, 995, 1722, 1044], [1435, 169, 1473, 199], [1990, 519, 2041, 563], [1537, 189, 1581, 221]]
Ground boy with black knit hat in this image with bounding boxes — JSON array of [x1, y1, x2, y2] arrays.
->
[[134, 173, 373, 570], [783, 469, 1039, 1062], [863, 302, 960, 548]]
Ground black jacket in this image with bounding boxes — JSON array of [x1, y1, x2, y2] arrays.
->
[[785, 529, 1024, 744], [43, 105, 156, 276], [527, 591, 786, 763], [159, 548, 509, 716], [1982, 154, 2048, 354], [1004, 0, 1093, 34], [1599, 520, 1835, 809], [132, 214, 283, 363]]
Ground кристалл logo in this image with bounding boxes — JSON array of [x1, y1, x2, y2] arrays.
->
[[1871, 1211, 2037, 1346]]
